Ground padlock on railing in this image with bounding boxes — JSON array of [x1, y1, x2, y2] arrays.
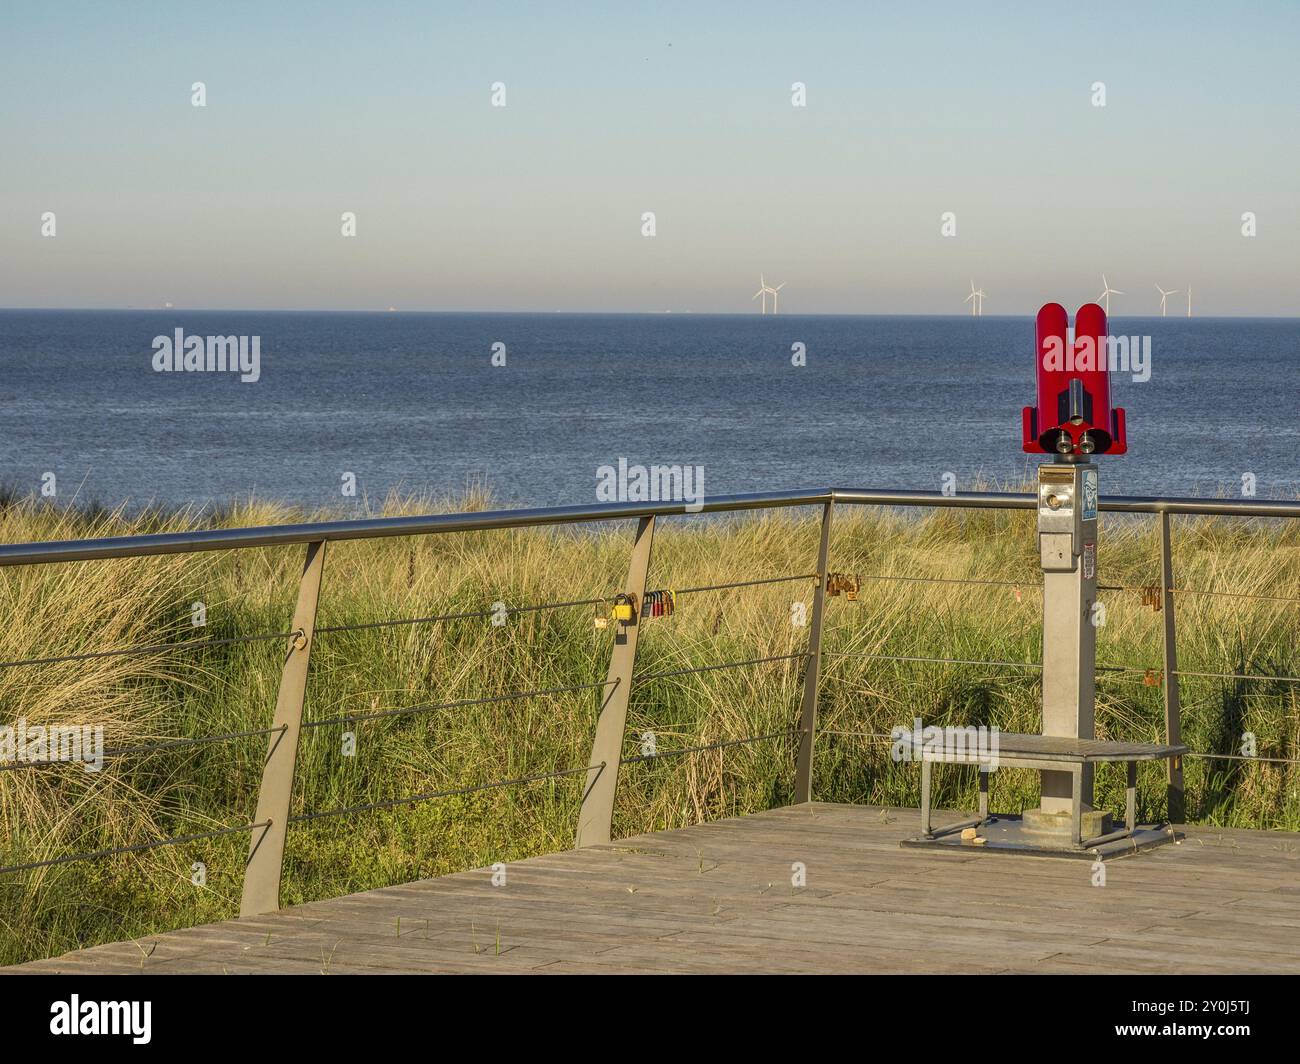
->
[[640, 589, 677, 618], [611, 593, 637, 625], [825, 572, 861, 599]]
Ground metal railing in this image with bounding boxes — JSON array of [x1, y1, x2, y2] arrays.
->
[[0, 487, 1296, 914]]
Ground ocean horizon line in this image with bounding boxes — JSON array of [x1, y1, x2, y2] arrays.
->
[[2, 307, 1297, 321]]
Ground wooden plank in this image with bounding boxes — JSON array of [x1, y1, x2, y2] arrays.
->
[[7, 803, 1298, 975]]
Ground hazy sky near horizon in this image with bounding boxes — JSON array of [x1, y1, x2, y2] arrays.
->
[[2, 1, 1297, 316]]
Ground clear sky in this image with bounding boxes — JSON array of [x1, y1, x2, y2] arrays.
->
[[2, 1, 1296, 315]]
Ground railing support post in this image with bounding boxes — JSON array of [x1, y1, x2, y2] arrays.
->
[[795, 500, 834, 804], [1159, 512, 1185, 823], [575, 516, 655, 848], [241, 540, 327, 917]]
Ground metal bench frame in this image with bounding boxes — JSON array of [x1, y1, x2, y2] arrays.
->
[[917, 733, 1187, 850]]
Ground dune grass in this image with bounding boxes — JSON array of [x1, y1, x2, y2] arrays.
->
[[0, 488, 1296, 965]]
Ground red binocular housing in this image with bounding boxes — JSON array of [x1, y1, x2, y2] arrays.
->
[[1022, 302, 1127, 457]]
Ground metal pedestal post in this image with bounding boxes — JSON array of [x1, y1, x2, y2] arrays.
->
[[1036, 462, 1098, 820]]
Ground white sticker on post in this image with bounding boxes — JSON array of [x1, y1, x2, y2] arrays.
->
[[1082, 469, 1098, 520], [1083, 541, 1096, 579]]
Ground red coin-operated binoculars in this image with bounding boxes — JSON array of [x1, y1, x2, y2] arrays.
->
[[1022, 302, 1127, 458], [904, 309, 1180, 858], [1020, 303, 1121, 848]]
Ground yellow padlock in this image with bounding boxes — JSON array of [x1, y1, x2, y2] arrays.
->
[[612, 593, 636, 624]]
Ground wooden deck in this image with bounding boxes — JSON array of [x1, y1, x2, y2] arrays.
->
[[8, 803, 1300, 974]]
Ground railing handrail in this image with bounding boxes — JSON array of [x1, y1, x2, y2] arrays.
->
[[830, 488, 1300, 518], [0, 487, 1295, 567]]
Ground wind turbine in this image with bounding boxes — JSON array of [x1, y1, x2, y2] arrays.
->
[[1186, 285, 1193, 318], [769, 280, 785, 314], [1155, 284, 1179, 317], [1098, 274, 1123, 314], [752, 275, 784, 315], [964, 280, 985, 317]]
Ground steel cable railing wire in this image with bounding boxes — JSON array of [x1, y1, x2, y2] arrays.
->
[[0, 628, 298, 671], [1172, 668, 1300, 684], [1092, 665, 1300, 684], [822, 649, 1045, 672], [858, 573, 1040, 591], [314, 595, 611, 636], [289, 761, 604, 824], [836, 572, 1297, 605], [820, 647, 1299, 684], [633, 652, 808, 683], [620, 729, 800, 765], [301, 678, 619, 731], [1096, 584, 1298, 604], [0, 819, 272, 876], [1169, 587, 1299, 604], [820, 729, 895, 737], [1182, 751, 1300, 766], [0, 591, 621, 673], [673, 573, 818, 595], [0, 724, 289, 772]]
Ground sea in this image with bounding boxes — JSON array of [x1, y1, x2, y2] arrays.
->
[[0, 310, 1295, 514]]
